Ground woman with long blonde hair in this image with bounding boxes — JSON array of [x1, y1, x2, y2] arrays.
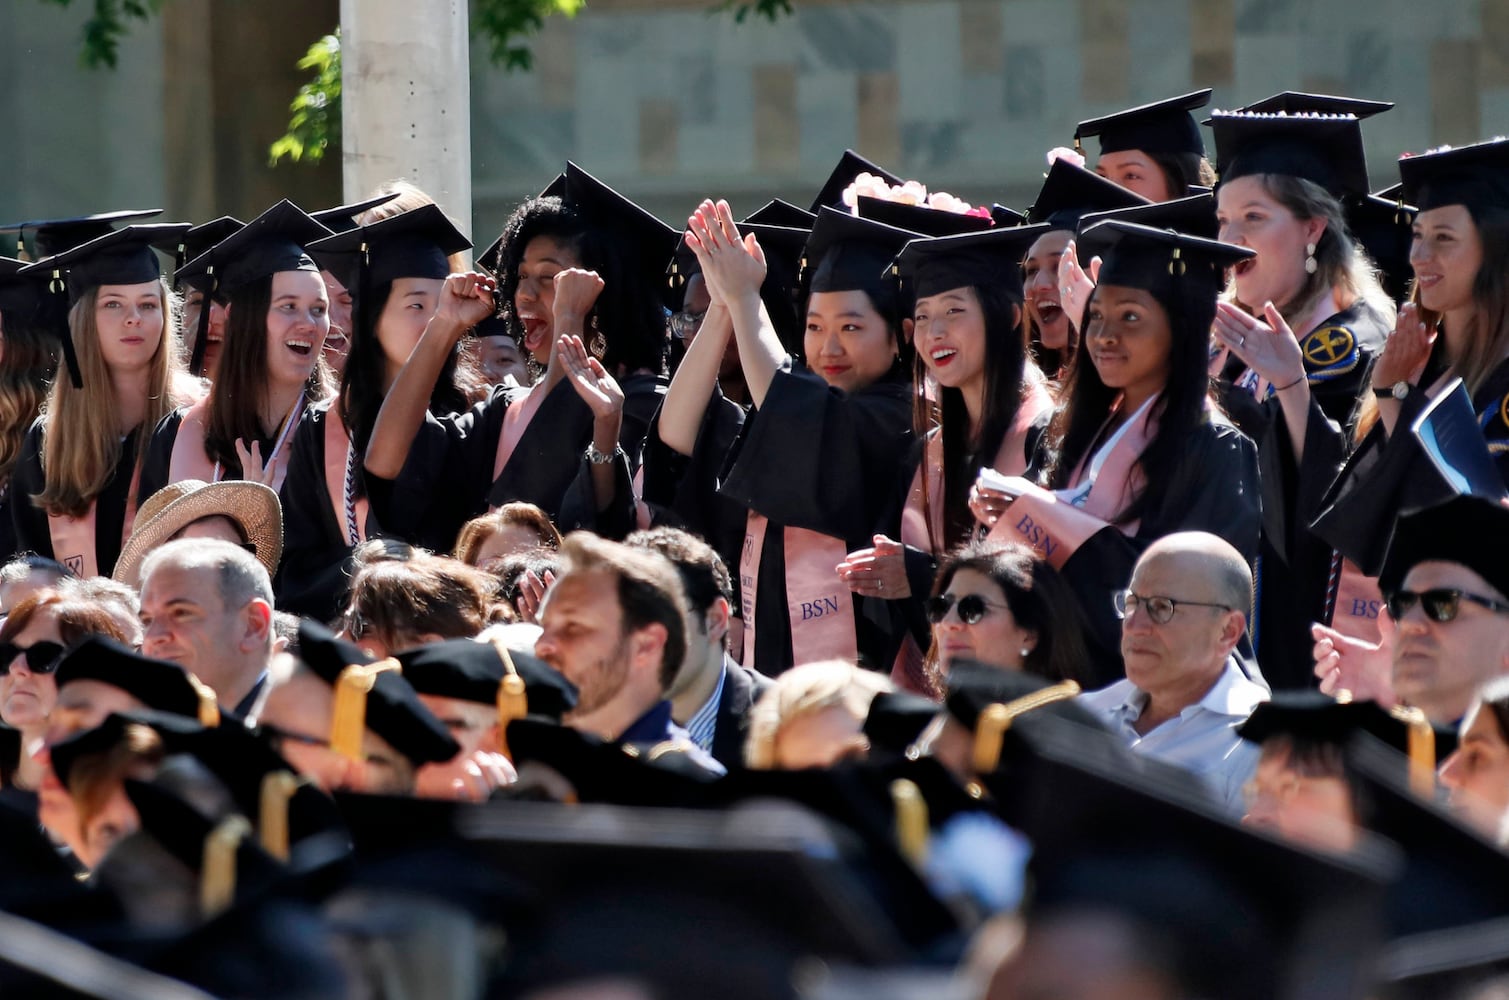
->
[[0, 261, 59, 561], [9, 226, 199, 577]]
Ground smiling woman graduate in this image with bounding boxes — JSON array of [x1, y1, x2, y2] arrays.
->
[[11, 224, 198, 577], [139, 201, 335, 501]]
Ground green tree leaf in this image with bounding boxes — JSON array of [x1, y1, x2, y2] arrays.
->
[[39, 0, 165, 69], [269, 30, 342, 166]]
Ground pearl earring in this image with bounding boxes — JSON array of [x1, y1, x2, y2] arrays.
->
[[1020, 646, 1031, 658], [1304, 242, 1318, 275]]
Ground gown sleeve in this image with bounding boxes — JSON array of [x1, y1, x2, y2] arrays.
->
[[274, 406, 352, 621], [638, 385, 749, 574], [137, 409, 185, 506], [9, 422, 50, 560]]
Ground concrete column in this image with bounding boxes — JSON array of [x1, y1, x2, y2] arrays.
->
[[340, 0, 473, 239]]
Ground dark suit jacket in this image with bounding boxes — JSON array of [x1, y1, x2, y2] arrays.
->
[[709, 658, 772, 769]]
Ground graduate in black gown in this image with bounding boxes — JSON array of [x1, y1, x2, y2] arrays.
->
[[139, 201, 336, 502], [683, 200, 917, 676], [1071, 88, 1216, 202], [361, 164, 671, 553], [1204, 110, 1396, 687], [0, 259, 59, 564], [277, 205, 486, 620], [971, 221, 1262, 679], [11, 225, 198, 577]]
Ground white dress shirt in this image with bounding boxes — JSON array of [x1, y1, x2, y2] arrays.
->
[[1078, 655, 1270, 814]]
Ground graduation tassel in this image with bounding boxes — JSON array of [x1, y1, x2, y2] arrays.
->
[[189, 674, 220, 727], [258, 771, 301, 861], [891, 778, 929, 867], [491, 638, 529, 761], [356, 241, 371, 366], [200, 815, 254, 918], [972, 681, 1084, 774], [43, 270, 82, 389], [330, 659, 401, 760], [188, 270, 216, 378], [1392, 706, 1437, 797]]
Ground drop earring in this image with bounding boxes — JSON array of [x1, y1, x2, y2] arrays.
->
[[589, 314, 607, 359], [1304, 242, 1318, 275]]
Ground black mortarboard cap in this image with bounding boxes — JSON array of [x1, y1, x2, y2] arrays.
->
[[155, 217, 244, 289], [862, 691, 940, 756], [893, 223, 1049, 301], [802, 207, 919, 294], [665, 222, 812, 318], [1398, 138, 1509, 216], [1025, 158, 1152, 230], [53, 637, 214, 722], [941, 660, 1099, 735], [396, 637, 578, 723], [475, 174, 567, 279], [809, 149, 906, 213], [743, 198, 817, 229], [307, 191, 402, 234], [307, 203, 470, 290], [855, 196, 994, 238], [1211, 110, 1370, 198], [175, 199, 330, 296], [1014, 721, 1398, 1000], [1350, 733, 1509, 936], [1236, 91, 1394, 120], [503, 717, 717, 807], [295, 620, 460, 767], [1079, 218, 1254, 302], [1238, 691, 1456, 764], [989, 204, 1026, 227], [561, 161, 678, 288], [0, 208, 162, 260], [1348, 192, 1416, 303], [1077, 190, 1219, 240], [1074, 88, 1211, 156], [19, 224, 186, 304], [0, 255, 48, 328], [1312, 379, 1509, 580]]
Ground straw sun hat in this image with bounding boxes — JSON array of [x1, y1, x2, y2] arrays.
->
[[112, 479, 283, 587]]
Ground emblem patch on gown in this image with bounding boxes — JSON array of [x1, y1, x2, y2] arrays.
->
[[1301, 326, 1360, 381], [1482, 393, 1509, 453]]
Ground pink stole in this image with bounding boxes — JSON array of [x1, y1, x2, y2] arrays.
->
[[322, 411, 370, 547], [47, 461, 142, 578], [987, 394, 1162, 569], [1331, 559, 1384, 644], [740, 515, 856, 670]]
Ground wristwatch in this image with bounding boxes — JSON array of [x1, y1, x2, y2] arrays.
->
[[585, 442, 623, 465], [1372, 380, 1411, 401]]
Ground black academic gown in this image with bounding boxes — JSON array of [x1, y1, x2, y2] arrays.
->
[[717, 365, 914, 676], [1218, 301, 1390, 689], [138, 408, 284, 504], [364, 377, 634, 553], [619, 371, 669, 474], [0, 483, 20, 565], [1025, 413, 1262, 685], [9, 419, 141, 576]]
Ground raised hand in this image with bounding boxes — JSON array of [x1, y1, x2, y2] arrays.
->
[[233, 439, 279, 487], [1211, 301, 1306, 389], [515, 568, 555, 624], [552, 268, 606, 326], [434, 271, 498, 338], [1369, 302, 1434, 391], [558, 333, 624, 421], [686, 199, 766, 306], [1057, 239, 1099, 332], [1311, 617, 1398, 706], [837, 535, 910, 600]]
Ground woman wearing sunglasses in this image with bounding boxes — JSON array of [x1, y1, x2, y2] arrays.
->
[[0, 588, 135, 814], [924, 541, 1092, 693]]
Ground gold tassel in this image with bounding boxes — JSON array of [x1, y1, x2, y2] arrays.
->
[[329, 659, 401, 760], [972, 680, 1083, 774], [490, 638, 529, 760], [201, 815, 253, 917], [891, 778, 928, 867], [189, 674, 220, 727], [258, 771, 301, 861], [1392, 706, 1437, 797]]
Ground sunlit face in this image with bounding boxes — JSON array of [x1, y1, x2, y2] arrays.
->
[[772, 703, 868, 769], [94, 281, 165, 374], [139, 563, 247, 679], [1439, 702, 1509, 839], [183, 287, 230, 378], [802, 290, 896, 394], [914, 285, 991, 395], [321, 270, 354, 375], [377, 276, 443, 377], [0, 607, 62, 731], [478, 335, 530, 385], [1120, 553, 1233, 696], [1023, 230, 1073, 351], [1216, 175, 1319, 313], [1410, 204, 1483, 316], [1083, 285, 1172, 403], [260, 269, 330, 389], [514, 235, 582, 365], [1096, 149, 1178, 202], [79, 785, 142, 869], [932, 568, 1035, 675], [1241, 744, 1358, 854], [536, 570, 633, 719], [1391, 561, 1509, 725]]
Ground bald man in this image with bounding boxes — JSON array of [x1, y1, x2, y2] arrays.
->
[[1079, 532, 1270, 814]]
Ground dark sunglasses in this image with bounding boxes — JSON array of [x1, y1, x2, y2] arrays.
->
[[0, 640, 66, 676], [925, 593, 1008, 625], [1385, 588, 1509, 624]]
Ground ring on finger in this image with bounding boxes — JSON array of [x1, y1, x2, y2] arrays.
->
[[1238, 335, 1245, 347]]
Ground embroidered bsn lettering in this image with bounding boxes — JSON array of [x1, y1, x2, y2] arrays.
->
[[1013, 514, 1058, 560], [1348, 598, 1382, 620], [800, 595, 842, 621]]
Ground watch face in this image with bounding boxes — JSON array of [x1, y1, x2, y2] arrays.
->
[[1393, 381, 1410, 400]]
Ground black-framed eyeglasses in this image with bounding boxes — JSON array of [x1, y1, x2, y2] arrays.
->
[[1385, 588, 1509, 624], [926, 593, 1010, 625], [0, 640, 66, 676], [670, 310, 706, 340], [1114, 590, 1233, 626]]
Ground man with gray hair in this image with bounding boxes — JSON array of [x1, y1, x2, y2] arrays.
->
[[1079, 531, 1270, 814], [137, 537, 276, 715]]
